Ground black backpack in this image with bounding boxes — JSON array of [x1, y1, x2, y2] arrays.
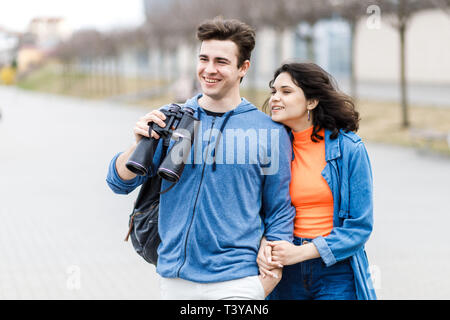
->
[[124, 139, 169, 266]]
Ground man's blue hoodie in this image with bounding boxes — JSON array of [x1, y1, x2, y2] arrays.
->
[[107, 94, 295, 283]]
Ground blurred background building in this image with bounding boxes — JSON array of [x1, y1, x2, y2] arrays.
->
[[28, 17, 72, 50], [138, 0, 450, 106], [2, 0, 450, 108], [0, 27, 20, 67]]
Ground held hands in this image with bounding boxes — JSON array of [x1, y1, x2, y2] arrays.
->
[[133, 109, 167, 142], [257, 238, 301, 278], [257, 237, 283, 279], [257, 237, 320, 278], [267, 240, 304, 266], [257, 237, 283, 297]]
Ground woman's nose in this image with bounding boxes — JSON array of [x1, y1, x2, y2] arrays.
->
[[271, 93, 280, 101]]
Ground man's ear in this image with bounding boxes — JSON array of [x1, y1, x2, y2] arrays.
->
[[307, 99, 319, 110], [239, 60, 250, 78]]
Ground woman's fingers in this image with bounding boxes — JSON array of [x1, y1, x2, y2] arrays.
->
[[257, 258, 273, 271], [259, 266, 279, 279], [259, 267, 270, 278], [264, 242, 284, 268]]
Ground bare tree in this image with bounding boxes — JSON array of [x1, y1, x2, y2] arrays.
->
[[429, 0, 450, 15], [255, 0, 307, 63], [331, 0, 374, 99], [377, 0, 439, 128], [293, 0, 333, 62]]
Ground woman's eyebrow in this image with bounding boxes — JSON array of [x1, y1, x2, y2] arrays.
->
[[271, 85, 294, 90]]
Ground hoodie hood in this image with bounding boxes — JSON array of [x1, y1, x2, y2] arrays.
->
[[183, 93, 257, 116]]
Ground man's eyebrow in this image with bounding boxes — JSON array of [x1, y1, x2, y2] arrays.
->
[[216, 57, 231, 63], [198, 54, 231, 63]]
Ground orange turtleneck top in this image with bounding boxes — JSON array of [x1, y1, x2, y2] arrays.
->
[[290, 126, 334, 239]]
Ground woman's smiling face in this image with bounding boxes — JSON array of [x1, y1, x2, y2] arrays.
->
[[269, 72, 310, 129]]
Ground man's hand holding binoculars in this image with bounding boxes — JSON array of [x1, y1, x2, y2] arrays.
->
[[116, 109, 166, 181], [133, 109, 167, 142], [118, 104, 198, 183]]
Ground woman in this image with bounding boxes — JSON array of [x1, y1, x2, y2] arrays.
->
[[258, 62, 376, 300]]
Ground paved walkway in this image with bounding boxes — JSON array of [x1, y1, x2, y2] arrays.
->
[[0, 86, 449, 299]]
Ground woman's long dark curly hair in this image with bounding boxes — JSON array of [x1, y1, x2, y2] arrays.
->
[[263, 62, 360, 142]]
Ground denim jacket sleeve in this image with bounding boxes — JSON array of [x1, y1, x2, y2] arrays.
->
[[312, 142, 374, 267]]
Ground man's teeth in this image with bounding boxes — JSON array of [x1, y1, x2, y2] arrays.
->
[[272, 107, 284, 110], [205, 78, 219, 83]]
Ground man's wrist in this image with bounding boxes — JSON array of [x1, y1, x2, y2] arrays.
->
[[116, 144, 138, 181]]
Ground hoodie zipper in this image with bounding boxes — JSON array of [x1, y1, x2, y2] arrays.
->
[[177, 116, 216, 277]]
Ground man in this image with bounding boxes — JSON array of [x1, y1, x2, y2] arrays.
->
[[107, 18, 295, 299]]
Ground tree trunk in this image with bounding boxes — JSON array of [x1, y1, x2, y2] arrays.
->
[[349, 20, 357, 100], [114, 58, 121, 96], [399, 23, 409, 128], [275, 28, 283, 65], [305, 33, 315, 62]]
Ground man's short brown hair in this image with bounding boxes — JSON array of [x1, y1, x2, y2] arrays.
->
[[197, 17, 256, 68]]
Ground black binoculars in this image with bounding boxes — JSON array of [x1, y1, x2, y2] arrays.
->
[[125, 104, 199, 183]]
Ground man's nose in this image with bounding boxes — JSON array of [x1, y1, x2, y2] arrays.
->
[[205, 62, 217, 74]]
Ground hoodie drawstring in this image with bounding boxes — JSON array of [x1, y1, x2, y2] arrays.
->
[[191, 110, 201, 169], [212, 110, 233, 172]]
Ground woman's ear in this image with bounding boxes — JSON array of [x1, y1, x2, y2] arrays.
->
[[307, 99, 319, 110]]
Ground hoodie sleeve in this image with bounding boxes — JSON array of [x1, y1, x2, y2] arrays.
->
[[106, 104, 172, 195], [106, 138, 165, 194], [261, 126, 295, 242], [106, 153, 147, 194]]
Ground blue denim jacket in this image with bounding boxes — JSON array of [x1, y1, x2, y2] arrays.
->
[[310, 129, 377, 300]]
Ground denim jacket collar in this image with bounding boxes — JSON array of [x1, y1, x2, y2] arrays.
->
[[324, 129, 341, 161]]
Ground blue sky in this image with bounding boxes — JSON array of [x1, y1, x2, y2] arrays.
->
[[1, 0, 145, 32]]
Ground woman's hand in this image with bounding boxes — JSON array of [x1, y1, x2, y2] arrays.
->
[[268, 240, 320, 266], [257, 237, 283, 278]]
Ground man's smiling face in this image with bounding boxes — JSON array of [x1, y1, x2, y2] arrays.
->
[[197, 39, 247, 100]]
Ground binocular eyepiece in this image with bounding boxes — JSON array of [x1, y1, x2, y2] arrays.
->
[[125, 104, 198, 184]]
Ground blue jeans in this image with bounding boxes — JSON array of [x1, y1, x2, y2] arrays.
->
[[267, 237, 357, 300]]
